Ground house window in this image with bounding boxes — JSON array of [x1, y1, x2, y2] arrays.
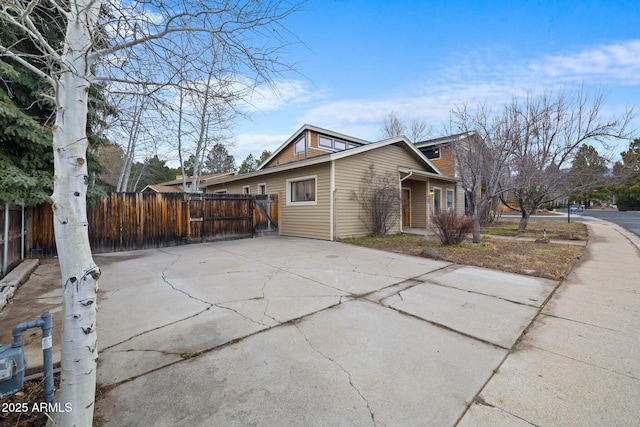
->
[[243, 185, 250, 194], [258, 183, 267, 195], [319, 135, 333, 148], [433, 188, 442, 211], [446, 189, 454, 211], [287, 175, 317, 205], [294, 135, 306, 154], [317, 135, 351, 152], [423, 147, 441, 159]]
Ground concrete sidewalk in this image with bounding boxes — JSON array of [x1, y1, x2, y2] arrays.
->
[[458, 220, 640, 427], [1, 218, 639, 426]]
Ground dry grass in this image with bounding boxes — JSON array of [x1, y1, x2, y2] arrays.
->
[[340, 220, 587, 281]]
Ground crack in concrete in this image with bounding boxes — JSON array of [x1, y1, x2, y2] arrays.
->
[[540, 312, 622, 332], [102, 307, 212, 350], [527, 342, 640, 381], [422, 280, 549, 308], [105, 348, 184, 357], [214, 303, 276, 328], [293, 324, 377, 427], [456, 398, 542, 427], [159, 252, 215, 308], [257, 270, 279, 324]]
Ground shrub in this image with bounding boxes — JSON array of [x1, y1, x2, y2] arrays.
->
[[432, 210, 474, 245], [352, 165, 401, 236]]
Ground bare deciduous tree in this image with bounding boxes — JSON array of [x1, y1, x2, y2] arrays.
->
[[408, 117, 432, 142], [505, 89, 633, 231], [1, 1, 302, 424], [380, 111, 431, 142], [380, 111, 406, 139], [449, 103, 517, 243]]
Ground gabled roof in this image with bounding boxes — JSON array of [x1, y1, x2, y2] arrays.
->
[[155, 172, 235, 186], [202, 134, 449, 188], [415, 131, 478, 149], [256, 124, 371, 170], [141, 184, 184, 193]]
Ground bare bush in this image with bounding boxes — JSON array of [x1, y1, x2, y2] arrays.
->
[[353, 165, 401, 236], [432, 210, 474, 245]]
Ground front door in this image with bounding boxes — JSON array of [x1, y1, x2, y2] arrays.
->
[[402, 189, 410, 227]]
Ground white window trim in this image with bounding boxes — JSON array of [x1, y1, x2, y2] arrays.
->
[[258, 183, 267, 195], [242, 185, 250, 194], [446, 188, 455, 211], [286, 174, 317, 206], [432, 186, 442, 211]]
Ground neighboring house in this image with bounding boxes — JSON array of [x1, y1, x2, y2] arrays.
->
[[415, 131, 481, 214], [142, 172, 235, 193], [202, 124, 464, 241]]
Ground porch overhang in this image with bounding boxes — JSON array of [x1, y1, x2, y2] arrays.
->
[[398, 167, 458, 183]]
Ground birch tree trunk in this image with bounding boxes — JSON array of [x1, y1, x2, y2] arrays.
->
[[1, 2, 304, 425], [49, 2, 101, 425]]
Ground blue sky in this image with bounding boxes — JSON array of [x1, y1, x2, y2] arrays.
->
[[230, 0, 640, 162]]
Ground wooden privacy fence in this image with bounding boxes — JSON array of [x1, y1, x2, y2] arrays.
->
[[1, 205, 26, 276], [29, 192, 279, 257], [189, 193, 254, 242]]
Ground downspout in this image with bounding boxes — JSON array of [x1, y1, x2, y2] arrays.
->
[[399, 170, 413, 182], [330, 160, 336, 241]]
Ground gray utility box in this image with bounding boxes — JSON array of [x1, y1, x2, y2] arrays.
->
[[0, 344, 26, 398]]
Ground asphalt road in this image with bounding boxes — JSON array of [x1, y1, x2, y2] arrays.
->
[[580, 209, 640, 239]]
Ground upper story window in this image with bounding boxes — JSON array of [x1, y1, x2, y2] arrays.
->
[[318, 134, 352, 152], [423, 147, 441, 159], [319, 136, 332, 148], [294, 135, 306, 154]]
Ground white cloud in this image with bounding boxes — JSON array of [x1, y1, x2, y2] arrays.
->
[[232, 132, 292, 161], [296, 39, 640, 136], [241, 79, 328, 113], [234, 39, 640, 156], [530, 40, 640, 85]]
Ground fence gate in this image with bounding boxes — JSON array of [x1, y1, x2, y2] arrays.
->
[[1, 205, 25, 277], [254, 194, 279, 236], [189, 194, 255, 242]]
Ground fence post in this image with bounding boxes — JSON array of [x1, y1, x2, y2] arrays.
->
[[20, 205, 25, 260], [2, 204, 8, 277]]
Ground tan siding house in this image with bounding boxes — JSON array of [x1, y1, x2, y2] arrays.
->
[[203, 124, 461, 241]]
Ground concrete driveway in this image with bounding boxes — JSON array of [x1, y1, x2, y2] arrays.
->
[[90, 236, 558, 426]]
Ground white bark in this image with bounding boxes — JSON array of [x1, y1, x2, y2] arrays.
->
[[2, 2, 303, 425], [49, 1, 101, 425]]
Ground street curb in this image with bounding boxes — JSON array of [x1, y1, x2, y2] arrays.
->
[[0, 259, 39, 311]]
